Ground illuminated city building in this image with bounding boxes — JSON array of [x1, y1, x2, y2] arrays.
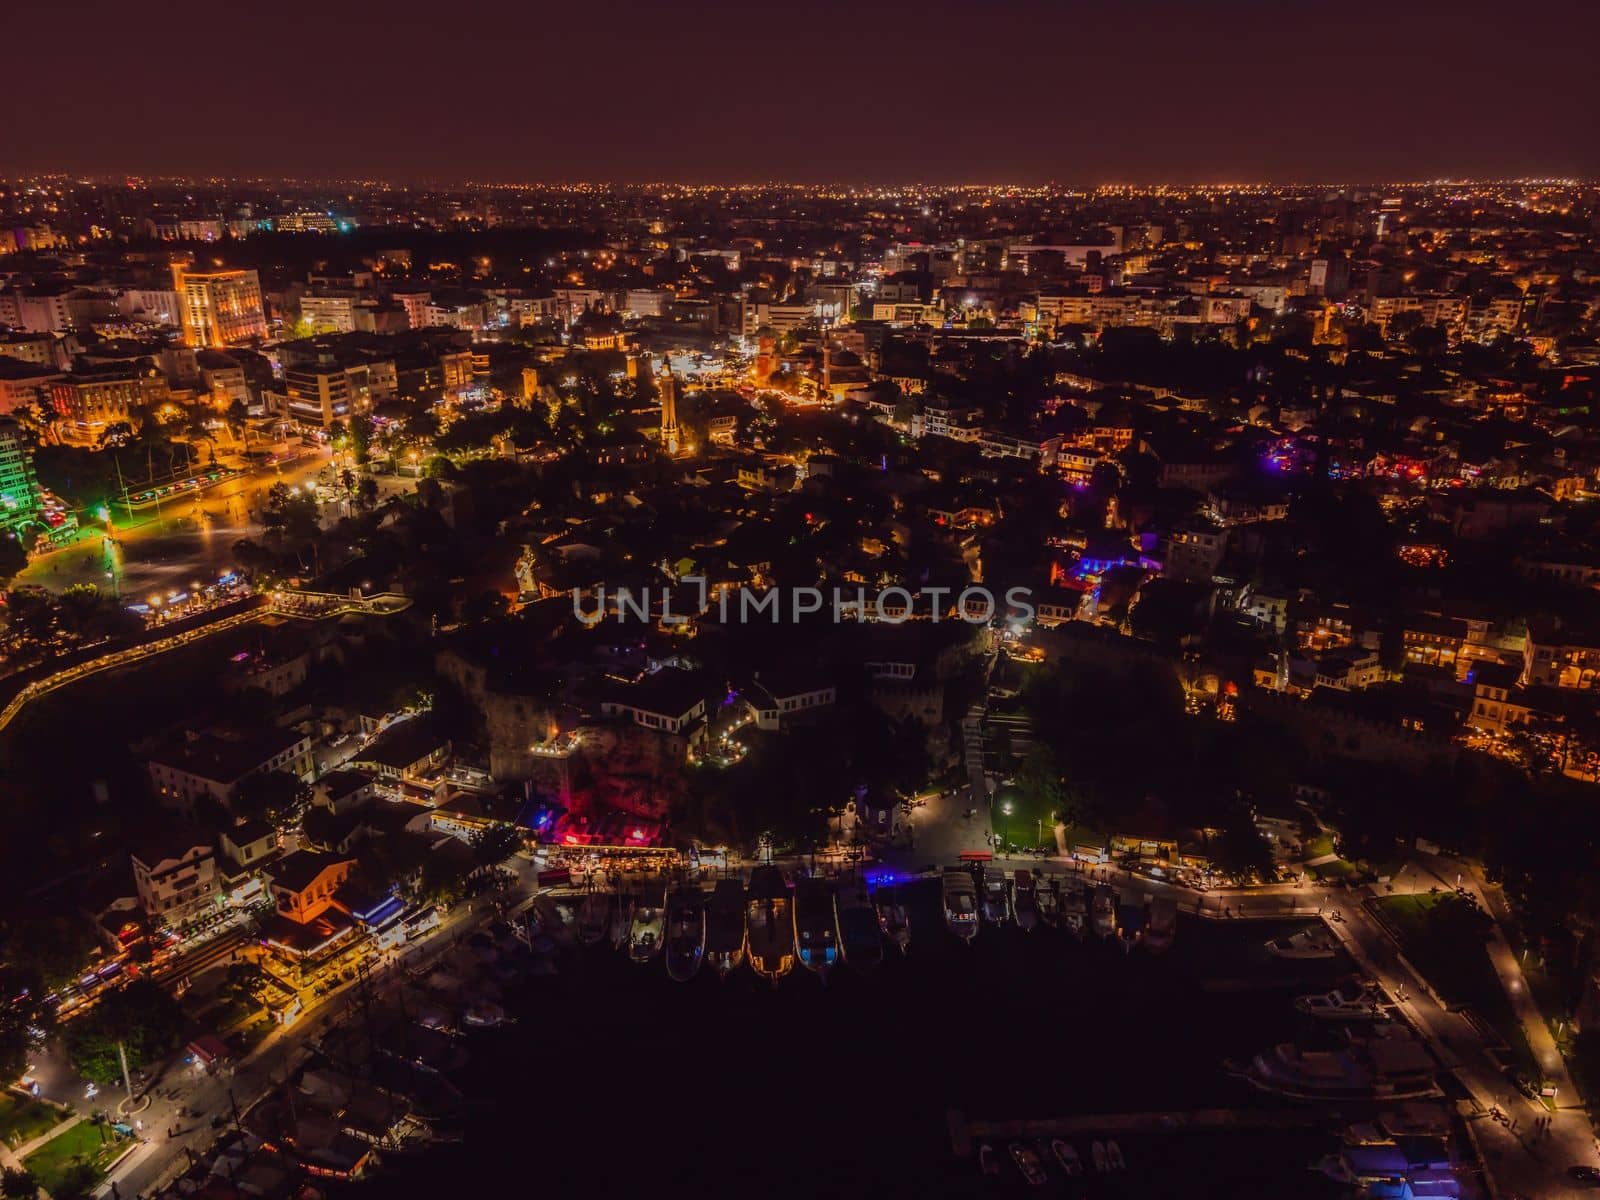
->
[[171, 263, 268, 348], [0, 417, 44, 538], [659, 363, 679, 455]]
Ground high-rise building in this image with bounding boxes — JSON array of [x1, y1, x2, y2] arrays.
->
[[0, 418, 44, 539], [659, 364, 679, 456], [171, 264, 267, 348]]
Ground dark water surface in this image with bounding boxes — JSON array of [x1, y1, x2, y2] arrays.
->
[[364, 882, 1352, 1199]]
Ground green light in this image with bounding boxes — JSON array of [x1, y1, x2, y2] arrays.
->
[[95, 505, 111, 521]]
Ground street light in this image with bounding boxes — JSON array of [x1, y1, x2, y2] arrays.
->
[[1001, 800, 1013, 854]]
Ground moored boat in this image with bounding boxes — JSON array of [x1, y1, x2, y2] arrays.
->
[[942, 868, 979, 942], [835, 872, 883, 969], [628, 887, 665, 963], [1012, 870, 1039, 932], [665, 885, 707, 982], [1050, 1138, 1081, 1175], [1267, 925, 1338, 960], [704, 878, 747, 980], [873, 883, 911, 956], [1036, 878, 1060, 929], [576, 889, 611, 947], [746, 865, 794, 983], [794, 876, 839, 976], [1091, 885, 1117, 938], [981, 869, 1011, 925]]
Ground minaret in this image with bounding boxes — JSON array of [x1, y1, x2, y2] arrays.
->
[[659, 363, 680, 456]]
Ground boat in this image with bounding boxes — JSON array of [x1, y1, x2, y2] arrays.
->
[[1009, 1142, 1047, 1186], [1234, 1031, 1443, 1101], [873, 883, 911, 956], [794, 877, 839, 976], [576, 890, 611, 947], [704, 878, 747, 980], [461, 1000, 513, 1028], [1091, 1140, 1108, 1172], [665, 886, 707, 982], [978, 1143, 1000, 1176], [1295, 978, 1384, 1020], [835, 873, 883, 969], [746, 866, 795, 983], [1036, 879, 1060, 929], [627, 887, 665, 963], [1105, 1139, 1125, 1170], [1050, 1138, 1081, 1175], [1061, 884, 1087, 936], [941, 868, 979, 942], [1012, 870, 1039, 932], [1266, 925, 1339, 960], [980, 869, 1010, 925], [608, 890, 634, 951], [1144, 895, 1178, 953], [1091, 885, 1117, 938]]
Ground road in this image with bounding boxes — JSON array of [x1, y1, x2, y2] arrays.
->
[[878, 810, 1600, 1200], [18, 453, 416, 599], [91, 858, 533, 1199]]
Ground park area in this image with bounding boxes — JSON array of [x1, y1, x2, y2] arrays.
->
[[0, 1092, 61, 1150], [20, 1118, 130, 1198]]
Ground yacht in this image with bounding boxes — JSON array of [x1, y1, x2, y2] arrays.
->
[[1091, 885, 1117, 938], [746, 866, 795, 983], [1050, 1139, 1081, 1175], [576, 889, 611, 948], [835, 873, 883, 969], [1295, 978, 1384, 1020], [664, 886, 707, 982], [794, 876, 839, 976], [1036, 879, 1061, 929], [1012, 870, 1039, 932], [1235, 1031, 1442, 1101], [1266, 925, 1339, 960], [628, 887, 665, 964], [980, 869, 1011, 925], [942, 868, 979, 942], [873, 883, 911, 956], [704, 878, 747, 980]]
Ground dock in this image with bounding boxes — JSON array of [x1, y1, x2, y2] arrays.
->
[[946, 1107, 1328, 1156]]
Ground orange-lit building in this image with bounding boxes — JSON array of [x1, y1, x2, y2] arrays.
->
[[172, 263, 267, 348]]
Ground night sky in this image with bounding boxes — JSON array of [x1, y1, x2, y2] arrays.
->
[[6, 0, 1597, 183]]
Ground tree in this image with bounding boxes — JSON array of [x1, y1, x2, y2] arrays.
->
[[469, 824, 523, 876], [1, 1168, 39, 1200], [233, 770, 309, 828], [0, 532, 27, 584], [218, 961, 268, 1011], [0, 967, 48, 1087], [2, 915, 99, 992], [64, 978, 184, 1084], [347, 413, 373, 467]]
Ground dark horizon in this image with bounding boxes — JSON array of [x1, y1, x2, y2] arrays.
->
[[6, 0, 1597, 184]]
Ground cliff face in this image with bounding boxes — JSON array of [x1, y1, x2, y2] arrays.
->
[[569, 722, 688, 821]]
